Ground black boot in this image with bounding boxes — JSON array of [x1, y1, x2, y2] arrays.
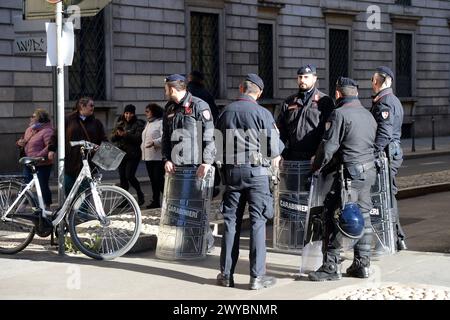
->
[[346, 256, 370, 278], [308, 262, 342, 281], [308, 252, 342, 281]]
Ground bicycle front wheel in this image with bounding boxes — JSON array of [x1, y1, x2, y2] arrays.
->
[[68, 185, 141, 260], [0, 181, 36, 254]]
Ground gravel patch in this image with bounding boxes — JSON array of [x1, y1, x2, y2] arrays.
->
[[397, 170, 450, 189], [328, 284, 450, 300]]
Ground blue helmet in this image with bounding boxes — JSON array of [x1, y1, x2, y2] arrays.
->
[[335, 202, 364, 239]]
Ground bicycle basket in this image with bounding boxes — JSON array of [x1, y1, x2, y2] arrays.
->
[[91, 142, 125, 171]]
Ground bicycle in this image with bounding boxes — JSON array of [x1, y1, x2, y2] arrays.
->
[[0, 140, 142, 260]]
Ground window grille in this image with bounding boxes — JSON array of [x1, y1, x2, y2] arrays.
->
[[329, 29, 349, 95], [69, 10, 106, 101], [191, 12, 220, 98], [395, 33, 412, 97], [395, 0, 411, 6], [258, 23, 274, 99]]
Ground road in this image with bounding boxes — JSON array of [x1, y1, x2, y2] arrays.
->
[[399, 154, 450, 177], [397, 191, 450, 254]]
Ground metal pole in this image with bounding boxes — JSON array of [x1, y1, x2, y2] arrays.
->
[[411, 119, 416, 153], [56, 1, 66, 256], [431, 116, 435, 151]]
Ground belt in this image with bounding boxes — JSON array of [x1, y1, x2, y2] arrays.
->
[[225, 164, 261, 168], [347, 161, 375, 173]]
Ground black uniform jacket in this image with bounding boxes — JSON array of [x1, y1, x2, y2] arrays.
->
[[162, 91, 216, 165], [277, 88, 334, 159]]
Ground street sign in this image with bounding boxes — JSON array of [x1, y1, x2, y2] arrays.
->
[[23, 0, 112, 20]]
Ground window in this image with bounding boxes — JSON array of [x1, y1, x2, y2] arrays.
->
[[329, 28, 349, 95], [395, 0, 411, 6], [258, 23, 274, 99], [395, 33, 412, 97], [191, 12, 220, 98], [69, 11, 106, 101]]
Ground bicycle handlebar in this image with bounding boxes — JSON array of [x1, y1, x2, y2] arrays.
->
[[70, 140, 99, 149]]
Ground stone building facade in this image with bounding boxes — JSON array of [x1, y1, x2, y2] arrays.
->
[[1, 0, 449, 171]]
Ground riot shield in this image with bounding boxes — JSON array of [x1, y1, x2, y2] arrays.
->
[[273, 160, 311, 253], [156, 165, 215, 260], [370, 155, 396, 256], [300, 171, 333, 275]]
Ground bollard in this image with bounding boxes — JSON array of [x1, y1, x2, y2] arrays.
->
[[431, 116, 435, 151], [411, 119, 416, 152]]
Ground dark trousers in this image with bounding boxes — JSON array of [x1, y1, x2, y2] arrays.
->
[[145, 160, 165, 204], [220, 167, 273, 278], [119, 157, 143, 198], [24, 165, 53, 206], [390, 157, 406, 242], [324, 168, 376, 263]]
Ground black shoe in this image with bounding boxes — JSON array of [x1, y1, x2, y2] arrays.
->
[[216, 273, 234, 287], [146, 202, 160, 209], [308, 262, 342, 281], [346, 257, 370, 278], [249, 275, 276, 290], [397, 239, 408, 251]]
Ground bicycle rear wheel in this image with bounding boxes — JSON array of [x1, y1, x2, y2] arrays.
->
[[68, 185, 141, 260], [0, 181, 36, 254]]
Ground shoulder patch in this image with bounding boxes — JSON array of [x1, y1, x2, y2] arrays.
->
[[202, 110, 211, 121], [381, 111, 389, 120]]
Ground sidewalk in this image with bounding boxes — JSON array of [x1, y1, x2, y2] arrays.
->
[[0, 231, 449, 300]]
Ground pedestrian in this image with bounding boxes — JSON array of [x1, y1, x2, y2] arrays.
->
[[370, 66, 407, 251], [65, 97, 107, 195], [16, 108, 55, 208], [112, 104, 146, 206], [215, 73, 284, 290], [309, 77, 377, 281], [141, 103, 165, 209], [187, 70, 219, 123], [187, 70, 222, 198], [276, 64, 334, 161]]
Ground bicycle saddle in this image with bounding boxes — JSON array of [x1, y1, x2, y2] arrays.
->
[[19, 157, 46, 166]]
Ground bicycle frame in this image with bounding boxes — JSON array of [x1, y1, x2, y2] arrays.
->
[[2, 150, 107, 227], [2, 175, 46, 221], [52, 157, 107, 226]]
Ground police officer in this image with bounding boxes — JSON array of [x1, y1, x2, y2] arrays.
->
[[161, 74, 215, 177], [215, 74, 284, 290], [277, 64, 334, 161], [309, 77, 377, 281], [370, 66, 407, 251], [187, 70, 222, 198], [187, 70, 219, 123]]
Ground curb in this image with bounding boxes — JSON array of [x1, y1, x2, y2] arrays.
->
[[397, 183, 450, 199], [403, 150, 450, 160]]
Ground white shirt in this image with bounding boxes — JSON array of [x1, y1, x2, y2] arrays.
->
[[141, 118, 163, 161]]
